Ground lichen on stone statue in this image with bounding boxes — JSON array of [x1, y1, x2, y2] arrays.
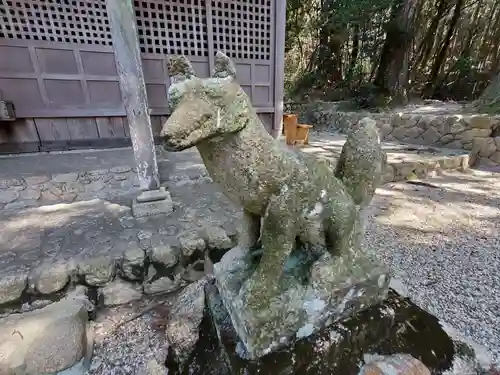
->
[[161, 52, 389, 359]]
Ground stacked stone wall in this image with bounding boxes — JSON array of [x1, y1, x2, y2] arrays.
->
[[286, 102, 500, 166]]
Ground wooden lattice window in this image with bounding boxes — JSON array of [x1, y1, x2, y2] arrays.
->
[[211, 0, 271, 60], [134, 0, 208, 56], [0, 0, 112, 45]]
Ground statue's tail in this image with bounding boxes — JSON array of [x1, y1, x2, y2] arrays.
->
[[335, 118, 386, 207]]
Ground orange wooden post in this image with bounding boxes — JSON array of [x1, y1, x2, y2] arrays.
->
[[283, 114, 298, 145]]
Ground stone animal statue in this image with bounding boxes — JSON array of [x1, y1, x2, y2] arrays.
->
[[161, 52, 384, 309]]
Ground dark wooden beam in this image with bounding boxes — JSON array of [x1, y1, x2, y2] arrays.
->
[[106, 0, 160, 191]]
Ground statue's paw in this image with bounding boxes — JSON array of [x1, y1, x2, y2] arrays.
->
[[215, 245, 251, 274]]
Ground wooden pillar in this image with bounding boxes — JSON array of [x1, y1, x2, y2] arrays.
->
[[106, 0, 160, 191], [272, 0, 287, 139]]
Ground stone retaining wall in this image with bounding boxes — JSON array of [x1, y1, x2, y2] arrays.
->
[[0, 195, 239, 315], [0, 166, 141, 211], [286, 102, 500, 166]]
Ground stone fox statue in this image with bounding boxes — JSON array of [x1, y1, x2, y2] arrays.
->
[[161, 52, 384, 306]]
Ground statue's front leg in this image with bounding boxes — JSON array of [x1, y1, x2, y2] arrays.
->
[[217, 209, 261, 273], [239, 193, 296, 310]]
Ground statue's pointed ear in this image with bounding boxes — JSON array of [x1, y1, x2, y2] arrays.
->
[[212, 51, 236, 79], [167, 55, 196, 84]]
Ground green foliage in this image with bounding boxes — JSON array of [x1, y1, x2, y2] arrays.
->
[[285, 0, 395, 102], [285, 0, 500, 107]]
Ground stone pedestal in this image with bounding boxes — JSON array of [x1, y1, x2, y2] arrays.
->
[[213, 248, 390, 359], [131, 187, 174, 218], [197, 285, 492, 375]]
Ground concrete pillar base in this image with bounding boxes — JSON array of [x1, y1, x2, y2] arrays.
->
[[132, 187, 174, 218]]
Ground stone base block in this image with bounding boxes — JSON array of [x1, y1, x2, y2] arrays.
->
[[213, 249, 390, 359], [132, 190, 174, 218], [136, 187, 170, 203], [199, 285, 494, 375]]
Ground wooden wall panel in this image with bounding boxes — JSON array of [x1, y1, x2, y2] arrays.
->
[[67, 118, 99, 141], [0, 119, 40, 153], [36, 119, 71, 142], [96, 117, 127, 139]]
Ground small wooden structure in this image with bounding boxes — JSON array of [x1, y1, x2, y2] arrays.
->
[[283, 114, 313, 146]]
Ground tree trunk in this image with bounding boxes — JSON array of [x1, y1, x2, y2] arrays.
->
[[373, 0, 419, 105], [462, 0, 482, 55], [346, 24, 360, 84], [422, 0, 464, 97], [469, 72, 500, 113], [477, 1, 500, 71], [316, 0, 344, 87], [414, 0, 449, 71]]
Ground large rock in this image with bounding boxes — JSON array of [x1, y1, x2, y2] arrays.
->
[[31, 260, 74, 295], [464, 116, 494, 129], [178, 231, 206, 257], [420, 127, 442, 144], [0, 292, 91, 374], [472, 137, 497, 158], [149, 236, 179, 268], [78, 255, 116, 286], [0, 267, 28, 304], [165, 278, 210, 370], [204, 225, 233, 250], [458, 128, 492, 142], [120, 242, 146, 281]]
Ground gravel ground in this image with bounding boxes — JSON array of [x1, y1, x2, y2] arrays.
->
[[366, 168, 500, 366], [86, 297, 172, 375], [85, 167, 500, 373]]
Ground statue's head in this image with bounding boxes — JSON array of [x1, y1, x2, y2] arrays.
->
[[161, 52, 251, 151]]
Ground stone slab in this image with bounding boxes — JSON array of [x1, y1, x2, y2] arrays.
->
[[200, 284, 495, 375], [132, 193, 174, 218], [213, 249, 390, 359], [136, 187, 170, 203]]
